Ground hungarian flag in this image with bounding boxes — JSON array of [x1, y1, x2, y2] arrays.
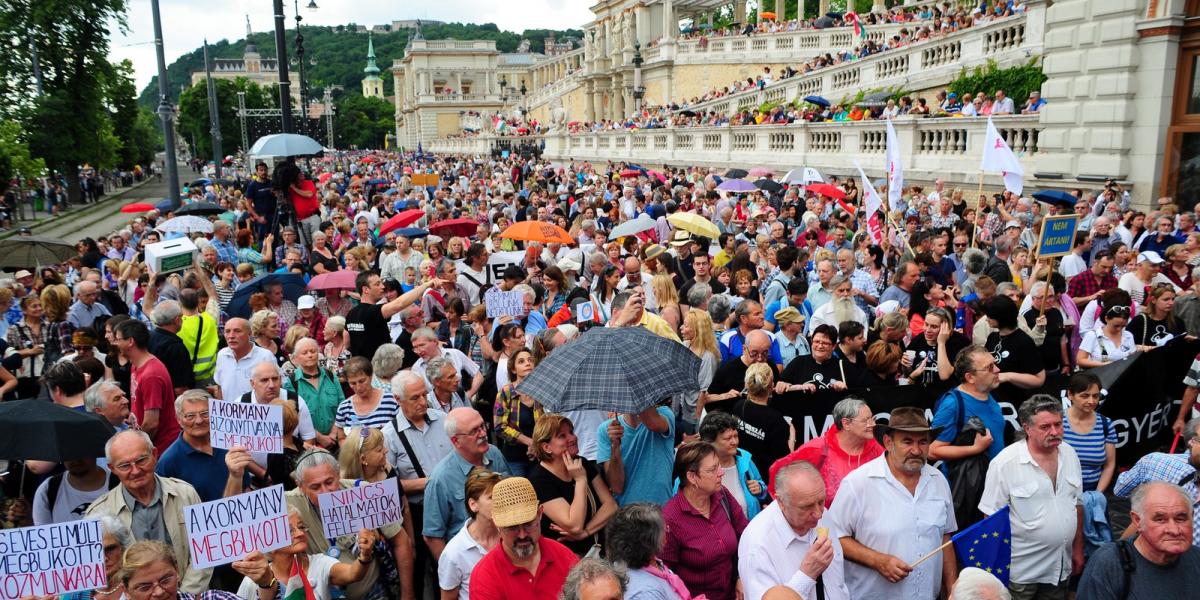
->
[[283, 559, 316, 600], [846, 12, 868, 42]]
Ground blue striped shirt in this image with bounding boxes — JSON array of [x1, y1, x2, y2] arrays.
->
[[334, 393, 400, 432], [1062, 413, 1116, 490]]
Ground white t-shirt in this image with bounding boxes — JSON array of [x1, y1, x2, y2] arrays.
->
[[721, 465, 748, 514], [438, 519, 490, 600], [32, 471, 111, 525], [1058, 254, 1087, 279], [1079, 329, 1137, 363], [1118, 271, 1178, 305], [237, 553, 337, 600]]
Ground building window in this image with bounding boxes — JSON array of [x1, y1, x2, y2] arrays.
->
[[1189, 55, 1200, 114]]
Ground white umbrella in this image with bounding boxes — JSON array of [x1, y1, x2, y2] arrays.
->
[[248, 133, 323, 158], [156, 215, 213, 234], [607, 215, 657, 240]]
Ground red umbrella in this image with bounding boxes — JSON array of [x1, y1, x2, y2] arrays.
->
[[807, 183, 847, 200], [429, 217, 481, 238], [318, 172, 333, 184], [120, 203, 155, 214], [379, 210, 425, 235], [308, 270, 358, 291], [620, 169, 642, 178]]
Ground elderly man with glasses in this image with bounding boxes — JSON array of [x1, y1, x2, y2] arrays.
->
[[154, 390, 249, 503], [86, 429, 211, 593]]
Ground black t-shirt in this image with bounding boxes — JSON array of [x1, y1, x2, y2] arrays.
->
[[395, 328, 416, 369], [780, 355, 846, 390], [985, 329, 1043, 405], [679, 277, 727, 303], [1022, 309, 1067, 372], [906, 332, 971, 388], [731, 398, 792, 478], [707, 358, 749, 414], [310, 252, 340, 276], [529, 460, 600, 556], [347, 303, 390, 359], [147, 328, 195, 390], [1127, 313, 1184, 347]]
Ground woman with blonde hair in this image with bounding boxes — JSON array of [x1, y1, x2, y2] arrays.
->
[[279, 325, 311, 377], [338, 425, 389, 481], [651, 272, 681, 332], [41, 283, 75, 362], [676, 308, 721, 435], [733, 362, 795, 477], [250, 309, 285, 364]]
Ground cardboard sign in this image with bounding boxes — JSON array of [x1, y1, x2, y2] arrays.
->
[[485, 288, 525, 318], [1035, 214, 1079, 259], [209, 399, 284, 454], [0, 520, 105, 599], [318, 478, 404, 539], [184, 485, 290, 569]]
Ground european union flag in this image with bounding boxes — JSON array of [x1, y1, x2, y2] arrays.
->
[[951, 506, 1012, 585]]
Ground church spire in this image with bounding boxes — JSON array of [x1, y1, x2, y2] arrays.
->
[[363, 33, 380, 77]]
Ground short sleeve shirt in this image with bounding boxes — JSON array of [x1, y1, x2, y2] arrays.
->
[[347, 302, 391, 359], [595, 406, 675, 506]]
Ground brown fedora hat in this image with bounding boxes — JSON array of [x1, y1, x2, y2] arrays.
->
[[880, 406, 942, 437]]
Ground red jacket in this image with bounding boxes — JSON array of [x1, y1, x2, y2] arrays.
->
[[768, 424, 883, 506]]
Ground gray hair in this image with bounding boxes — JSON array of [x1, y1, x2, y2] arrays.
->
[[963, 248, 988, 275], [249, 309, 279, 337], [174, 389, 210, 417], [611, 290, 635, 313], [513, 283, 535, 301], [150, 300, 182, 327], [371, 343, 405, 379], [828, 273, 849, 289], [686, 282, 712, 307], [1017, 394, 1062, 428], [994, 234, 1015, 255], [734, 299, 761, 323], [84, 380, 123, 413], [832, 397, 868, 431], [104, 429, 154, 463], [1131, 482, 1194, 517], [707, 294, 732, 325], [559, 558, 628, 600], [1028, 280, 1050, 299], [291, 449, 340, 485], [586, 251, 609, 269], [97, 515, 135, 549], [995, 282, 1019, 296], [392, 370, 426, 402], [424, 356, 454, 384], [326, 315, 346, 333], [774, 460, 823, 505], [411, 327, 439, 343], [1184, 416, 1200, 446], [952, 567, 1011, 600], [605, 503, 665, 569]]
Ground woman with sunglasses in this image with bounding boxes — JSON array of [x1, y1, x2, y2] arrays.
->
[[1077, 299, 1137, 368], [232, 508, 375, 600]]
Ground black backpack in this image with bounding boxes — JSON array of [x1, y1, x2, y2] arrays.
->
[[46, 471, 121, 514]]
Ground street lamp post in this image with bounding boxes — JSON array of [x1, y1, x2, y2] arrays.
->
[[150, 0, 181, 208], [272, 0, 293, 133], [203, 39, 223, 178], [294, 0, 319, 137], [632, 41, 645, 112], [520, 82, 527, 119]]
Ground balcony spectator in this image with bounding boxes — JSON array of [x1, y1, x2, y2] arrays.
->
[[1022, 91, 1046, 114]]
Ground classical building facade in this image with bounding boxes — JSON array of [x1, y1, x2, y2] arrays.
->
[[390, 37, 506, 148]]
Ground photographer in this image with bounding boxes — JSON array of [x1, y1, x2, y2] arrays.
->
[[272, 161, 321, 249]]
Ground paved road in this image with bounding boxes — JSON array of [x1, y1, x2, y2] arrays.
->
[[38, 165, 194, 242]]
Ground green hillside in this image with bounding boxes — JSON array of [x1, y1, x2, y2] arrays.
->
[[138, 22, 583, 108]]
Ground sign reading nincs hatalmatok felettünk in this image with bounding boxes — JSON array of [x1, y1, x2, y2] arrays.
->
[[209, 398, 284, 454], [0, 519, 106, 599], [318, 478, 403, 539], [185, 484, 290, 569]]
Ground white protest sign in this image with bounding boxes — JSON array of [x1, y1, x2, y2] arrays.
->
[[184, 484, 290, 569], [485, 288, 526, 318], [318, 478, 404, 539], [209, 399, 284, 454], [575, 301, 595, 323], [455, 250, 524, 284], [0, 519, 105, 599]]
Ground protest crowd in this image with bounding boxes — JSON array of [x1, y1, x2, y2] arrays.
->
[[2, 137, 1200, 600]]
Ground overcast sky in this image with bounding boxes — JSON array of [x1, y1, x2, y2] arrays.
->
[[110, 0, 595, 90]]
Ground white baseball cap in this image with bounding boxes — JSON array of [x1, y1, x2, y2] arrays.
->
[[297, 295, 316, 310]]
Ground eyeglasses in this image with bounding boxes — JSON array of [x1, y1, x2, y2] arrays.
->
[[1105, 305, 1131, 318], [130, 572, 179, 595], [454, 424, 487, 438], [971, 363, 1000, 373], [181, 410, 209, 422], [111, 454, 152, 473]]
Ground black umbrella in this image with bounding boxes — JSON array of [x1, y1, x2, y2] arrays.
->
[[813, 15, 835, 28], [1032, 190, 1078, 208], [0, 236, 76, 268], [679, 110, 698, 117], [175, 201, 226, 216], [755, 178, 784, 193], [0, 400, 116, 462], [725, 168, 749, 179]]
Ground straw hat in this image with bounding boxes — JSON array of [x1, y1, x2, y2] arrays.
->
[[491, 477, 539, 528]]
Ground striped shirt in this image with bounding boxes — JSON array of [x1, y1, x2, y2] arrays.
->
[[334, 393, 400, 432], [1062, 413, 1117, 490]]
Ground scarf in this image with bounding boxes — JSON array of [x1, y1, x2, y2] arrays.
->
[[643, 559, 705, 600]]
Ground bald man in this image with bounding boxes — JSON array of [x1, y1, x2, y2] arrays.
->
[[211, 317, 276, 401]]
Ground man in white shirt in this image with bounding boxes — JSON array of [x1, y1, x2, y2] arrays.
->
[[979, 395, 1084, 599], [457, 242, 492, 304], [617, 256, 657, 312], [828, 407, 958, 599], [1057, 232, 1090, 279], [992, 89, 1016, 115], [739, 461, 851, 600], [212, 317, 276, 402]]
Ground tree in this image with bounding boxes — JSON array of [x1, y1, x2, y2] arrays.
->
[[0, 120, 46, 194], [334, 93, 393, 149], [105, 59, 160, 168], [177, 77, 273, 159]]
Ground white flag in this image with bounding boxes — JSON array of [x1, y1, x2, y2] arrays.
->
[[980, 117, 1024, 196], [803, 167, 824, 184], [885, 118, 904, 208], [855, 161, 885, 244]]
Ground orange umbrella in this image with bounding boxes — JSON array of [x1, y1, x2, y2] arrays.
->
[[500, 221, 575, 245], [761, 11, 776, 19]]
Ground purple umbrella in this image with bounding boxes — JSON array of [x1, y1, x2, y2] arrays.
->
[[717, 179, 758, 193]]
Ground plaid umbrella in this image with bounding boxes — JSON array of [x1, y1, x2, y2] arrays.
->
[[517, 326, 700, 414]]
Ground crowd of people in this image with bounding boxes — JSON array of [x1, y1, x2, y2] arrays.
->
[[1, 148, 1198, 600]]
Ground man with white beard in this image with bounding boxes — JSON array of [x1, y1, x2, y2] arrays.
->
[[808, 275, 867, 333]]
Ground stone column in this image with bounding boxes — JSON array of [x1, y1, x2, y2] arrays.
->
[[819, 0, 830, 16], [613, 74, 626, 119], [775, 0, 786, 20], [662, 0, 676, 43], [585, 80, 596, 122], [872, 0, 886, 14], [734, 0, 746, 25]]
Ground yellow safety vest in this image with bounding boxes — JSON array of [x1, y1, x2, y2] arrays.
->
[[178, 312, 219, 380]]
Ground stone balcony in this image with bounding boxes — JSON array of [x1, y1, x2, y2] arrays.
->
[[671, 22, 911, 65]]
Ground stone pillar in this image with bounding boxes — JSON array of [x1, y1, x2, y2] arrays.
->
[[819, 0, 830, 17], [734, 0, 746, 25], [662, 0, 676, 43], [775, 0, 786, 20], [613, 74, 626, 119], [873, 0, 886, 14], [585, 80, 596, 122]]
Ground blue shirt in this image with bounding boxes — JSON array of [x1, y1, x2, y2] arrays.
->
[[931, 388, 1007, 474], [155, 436, 243, 503], [718, 328, 783, 365], [596, 406, 676, 506], [210, 238, 240, 266], [67, 300, 111, 329], [422, 446, 512, 541], [1062, 414, 1117, 490], [764, 298, 813, 328]]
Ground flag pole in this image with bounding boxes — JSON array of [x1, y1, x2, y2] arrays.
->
[[971, 171, 985, 248], [910, 538, 954, 568]]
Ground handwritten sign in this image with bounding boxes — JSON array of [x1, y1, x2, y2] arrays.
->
[[1035, 214, 1080, 258], [209, 399, 284, 454], [185, 485, 290, 569], [484, 288, 526, 319], [318, 478, 404, 539], [0, 520, 105, 599]]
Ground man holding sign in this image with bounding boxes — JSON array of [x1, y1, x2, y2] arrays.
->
[[86, 430, 211, 593]]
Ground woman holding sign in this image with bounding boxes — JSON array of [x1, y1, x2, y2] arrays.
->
[[232, 508, 376, 600]]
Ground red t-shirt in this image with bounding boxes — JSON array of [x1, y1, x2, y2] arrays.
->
[[289, 179, 319, 220], [131, 356, 181, 457], [469, 537, 578, 600]]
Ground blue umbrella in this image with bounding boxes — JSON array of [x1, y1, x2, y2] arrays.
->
[[717, 179, 758, 193], [393, 227, 429, 238], [193, 178, 212, 186], [383, 188, 399, 195], [1032, 189, 1078, 208], [367, 178, 388, 186], [154, 198, 173, 211], [804, 95, 831, 108], [225, 273, 307, 319]]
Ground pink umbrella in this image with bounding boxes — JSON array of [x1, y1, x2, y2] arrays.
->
[[308, 270, 358, 291], [749, 167, 775, 177], [318, 172, 333, 184], [647, 170, 668, 183]]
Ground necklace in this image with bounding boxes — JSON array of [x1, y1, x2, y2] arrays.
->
[[95, 584, 121, 596]]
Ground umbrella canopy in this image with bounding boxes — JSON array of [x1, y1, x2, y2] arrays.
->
[[429, 217, 480, 238], [807, 182, 847, 199], [620, 168, 644, 178], [667, 212, 721, 240], [679, 110, 698, 117], [120, 202, 155, 214], [500, 221, 575, 245], [308, 270, 359, 291], [156, 215, 212, 234], [517, 326, 701, 414], [391, 227, 429, 239], [154, 198, 173, 212], [761, 10, 776, 19], [749, 167, 774, 178], [813, 15, 836, 28], [318, 172, 334, 184], [717, 179, 758, 193], [862, 90, 893, 104], [724, 168, 749, 179], [0, 400, 115, 461], [175, 201, 225, 217], [804, 95, 831, 108], [379, 210, 425, 235], [226, 273, 307, 319], [248, 133, 323, 158], [1032, 189, 1078, 208], [755, 178, 784, 193], [607, 215, 657, 240], [0, 236, 76, 268]]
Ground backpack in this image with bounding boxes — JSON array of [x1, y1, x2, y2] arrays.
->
[[46, 471, 121, 514]]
